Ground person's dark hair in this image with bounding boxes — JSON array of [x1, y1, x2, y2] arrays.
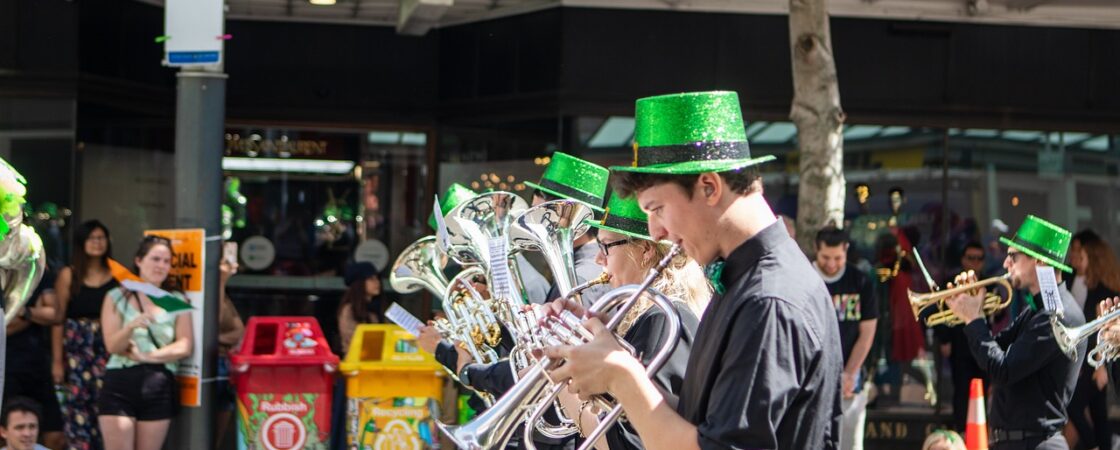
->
[[963, 241, 984, 254], [1, 397, 42, 428], [341, 280, 382, 324], [815, 226, 849, 248], [71, 220, 113, 297], [1080, 237, 1120, 292], [1073, 229, 1102, 246], [341, 262, 382, 324], [134, 235, 181, 293], [612, 166, 762, 198]]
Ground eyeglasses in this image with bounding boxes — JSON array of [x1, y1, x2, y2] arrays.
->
[[598, 238, 633, 257]]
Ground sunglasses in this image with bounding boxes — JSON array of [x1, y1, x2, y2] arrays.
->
[[964, 255, 984, 262], [1007, 251, 1027, 263]]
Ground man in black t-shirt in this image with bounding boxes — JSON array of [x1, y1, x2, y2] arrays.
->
[[4, 271, 64, 450], [814, 227, 878, 450]]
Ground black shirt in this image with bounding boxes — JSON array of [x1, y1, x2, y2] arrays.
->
[[815, 263, 878, 365], [606, 301, 699, 450], [962, 284, 1085, 433], [677, 222, 843, 450], [6, 271, 55, 371], [67, 277, 118, 320]]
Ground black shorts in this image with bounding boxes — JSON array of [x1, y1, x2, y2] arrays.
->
[[3, 367, 64, 432], [98, 364, 179, 421]]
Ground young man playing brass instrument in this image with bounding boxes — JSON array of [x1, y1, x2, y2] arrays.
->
[[543, 91, 843, 449]]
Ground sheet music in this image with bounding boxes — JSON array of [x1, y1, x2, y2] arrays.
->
[[488, 237, 513, 300], [434, 195, 450, 250], [1036, 266, 1064, 315], [386, 303, 424, 337]]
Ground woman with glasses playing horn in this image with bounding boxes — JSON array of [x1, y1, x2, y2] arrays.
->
[[547, 192, 708, 450]]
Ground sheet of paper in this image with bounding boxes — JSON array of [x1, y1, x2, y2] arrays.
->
[[386, 302, 424, 337], [488, 237, 512, 300], [1036, 266, 1064, 315], [434, 195, 450, 250]]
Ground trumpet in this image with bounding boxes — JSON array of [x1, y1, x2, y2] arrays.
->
[[1053, 303, 1120, 365], [436, 245, 682, 450], [907, 274, 1014, 327], [906, 250, 1013, 327]]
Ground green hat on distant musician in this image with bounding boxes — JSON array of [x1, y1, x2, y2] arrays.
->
[[586, 193, 652, 241], [428, 183, 477, 231], [999, 215, 1073, 273], [610, 91, 774, 175], [524, 151, 610, 212]]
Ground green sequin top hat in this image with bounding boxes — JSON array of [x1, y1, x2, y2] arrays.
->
[[428, 183, 478, 231], [610, 91, 775, 175], [524, 152, 609, 212], [586, 193, 651, 241], [999, 215, 1073, 273], [0, 157, 28, 239]]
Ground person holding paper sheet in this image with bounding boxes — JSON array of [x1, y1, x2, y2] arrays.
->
[[946, 215, 1085, 449], [97, 235, 193, 450]]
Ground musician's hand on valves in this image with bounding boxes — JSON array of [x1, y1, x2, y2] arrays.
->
[[946, 270, 985, 324], [1099, 297, 1120, 347], [543, 317, 642, 401], [546, 295, 589, 321], [416, 322, 441, 354]]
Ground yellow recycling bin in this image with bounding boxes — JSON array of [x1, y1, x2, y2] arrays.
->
[[341, 324, 445, 450]]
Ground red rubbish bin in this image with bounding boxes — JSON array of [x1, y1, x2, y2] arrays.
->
[[230, 316, 340, 450]]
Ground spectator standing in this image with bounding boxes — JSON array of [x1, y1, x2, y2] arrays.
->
[[51, 221, 117, 450], [98, 235, 193, 450]]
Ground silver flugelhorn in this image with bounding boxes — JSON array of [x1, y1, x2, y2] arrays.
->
[[438, 245, 683, 450], [522, 245, 683, 450], [1052, 304, 1120, 362]]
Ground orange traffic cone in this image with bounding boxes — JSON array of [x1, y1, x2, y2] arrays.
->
[[965, 378, 988, 450]]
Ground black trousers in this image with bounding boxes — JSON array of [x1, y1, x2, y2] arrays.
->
[[1067, 368, 1111, 450]]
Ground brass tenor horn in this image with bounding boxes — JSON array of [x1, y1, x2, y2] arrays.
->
[[389, 236, 449, 297]]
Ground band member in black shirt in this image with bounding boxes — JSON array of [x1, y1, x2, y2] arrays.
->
[[947, 215, 1085, 449], [544, 91, 843, 450]]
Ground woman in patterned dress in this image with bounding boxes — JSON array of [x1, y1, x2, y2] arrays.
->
[[52, 220, 118, 450]]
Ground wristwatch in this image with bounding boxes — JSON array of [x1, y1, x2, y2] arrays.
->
[[458, 365, 473, 388]]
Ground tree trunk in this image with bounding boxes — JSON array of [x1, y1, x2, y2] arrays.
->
[[789, 0, 846, 254]]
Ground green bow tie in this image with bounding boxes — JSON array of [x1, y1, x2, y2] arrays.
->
[[705, 260, 726, 295]]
